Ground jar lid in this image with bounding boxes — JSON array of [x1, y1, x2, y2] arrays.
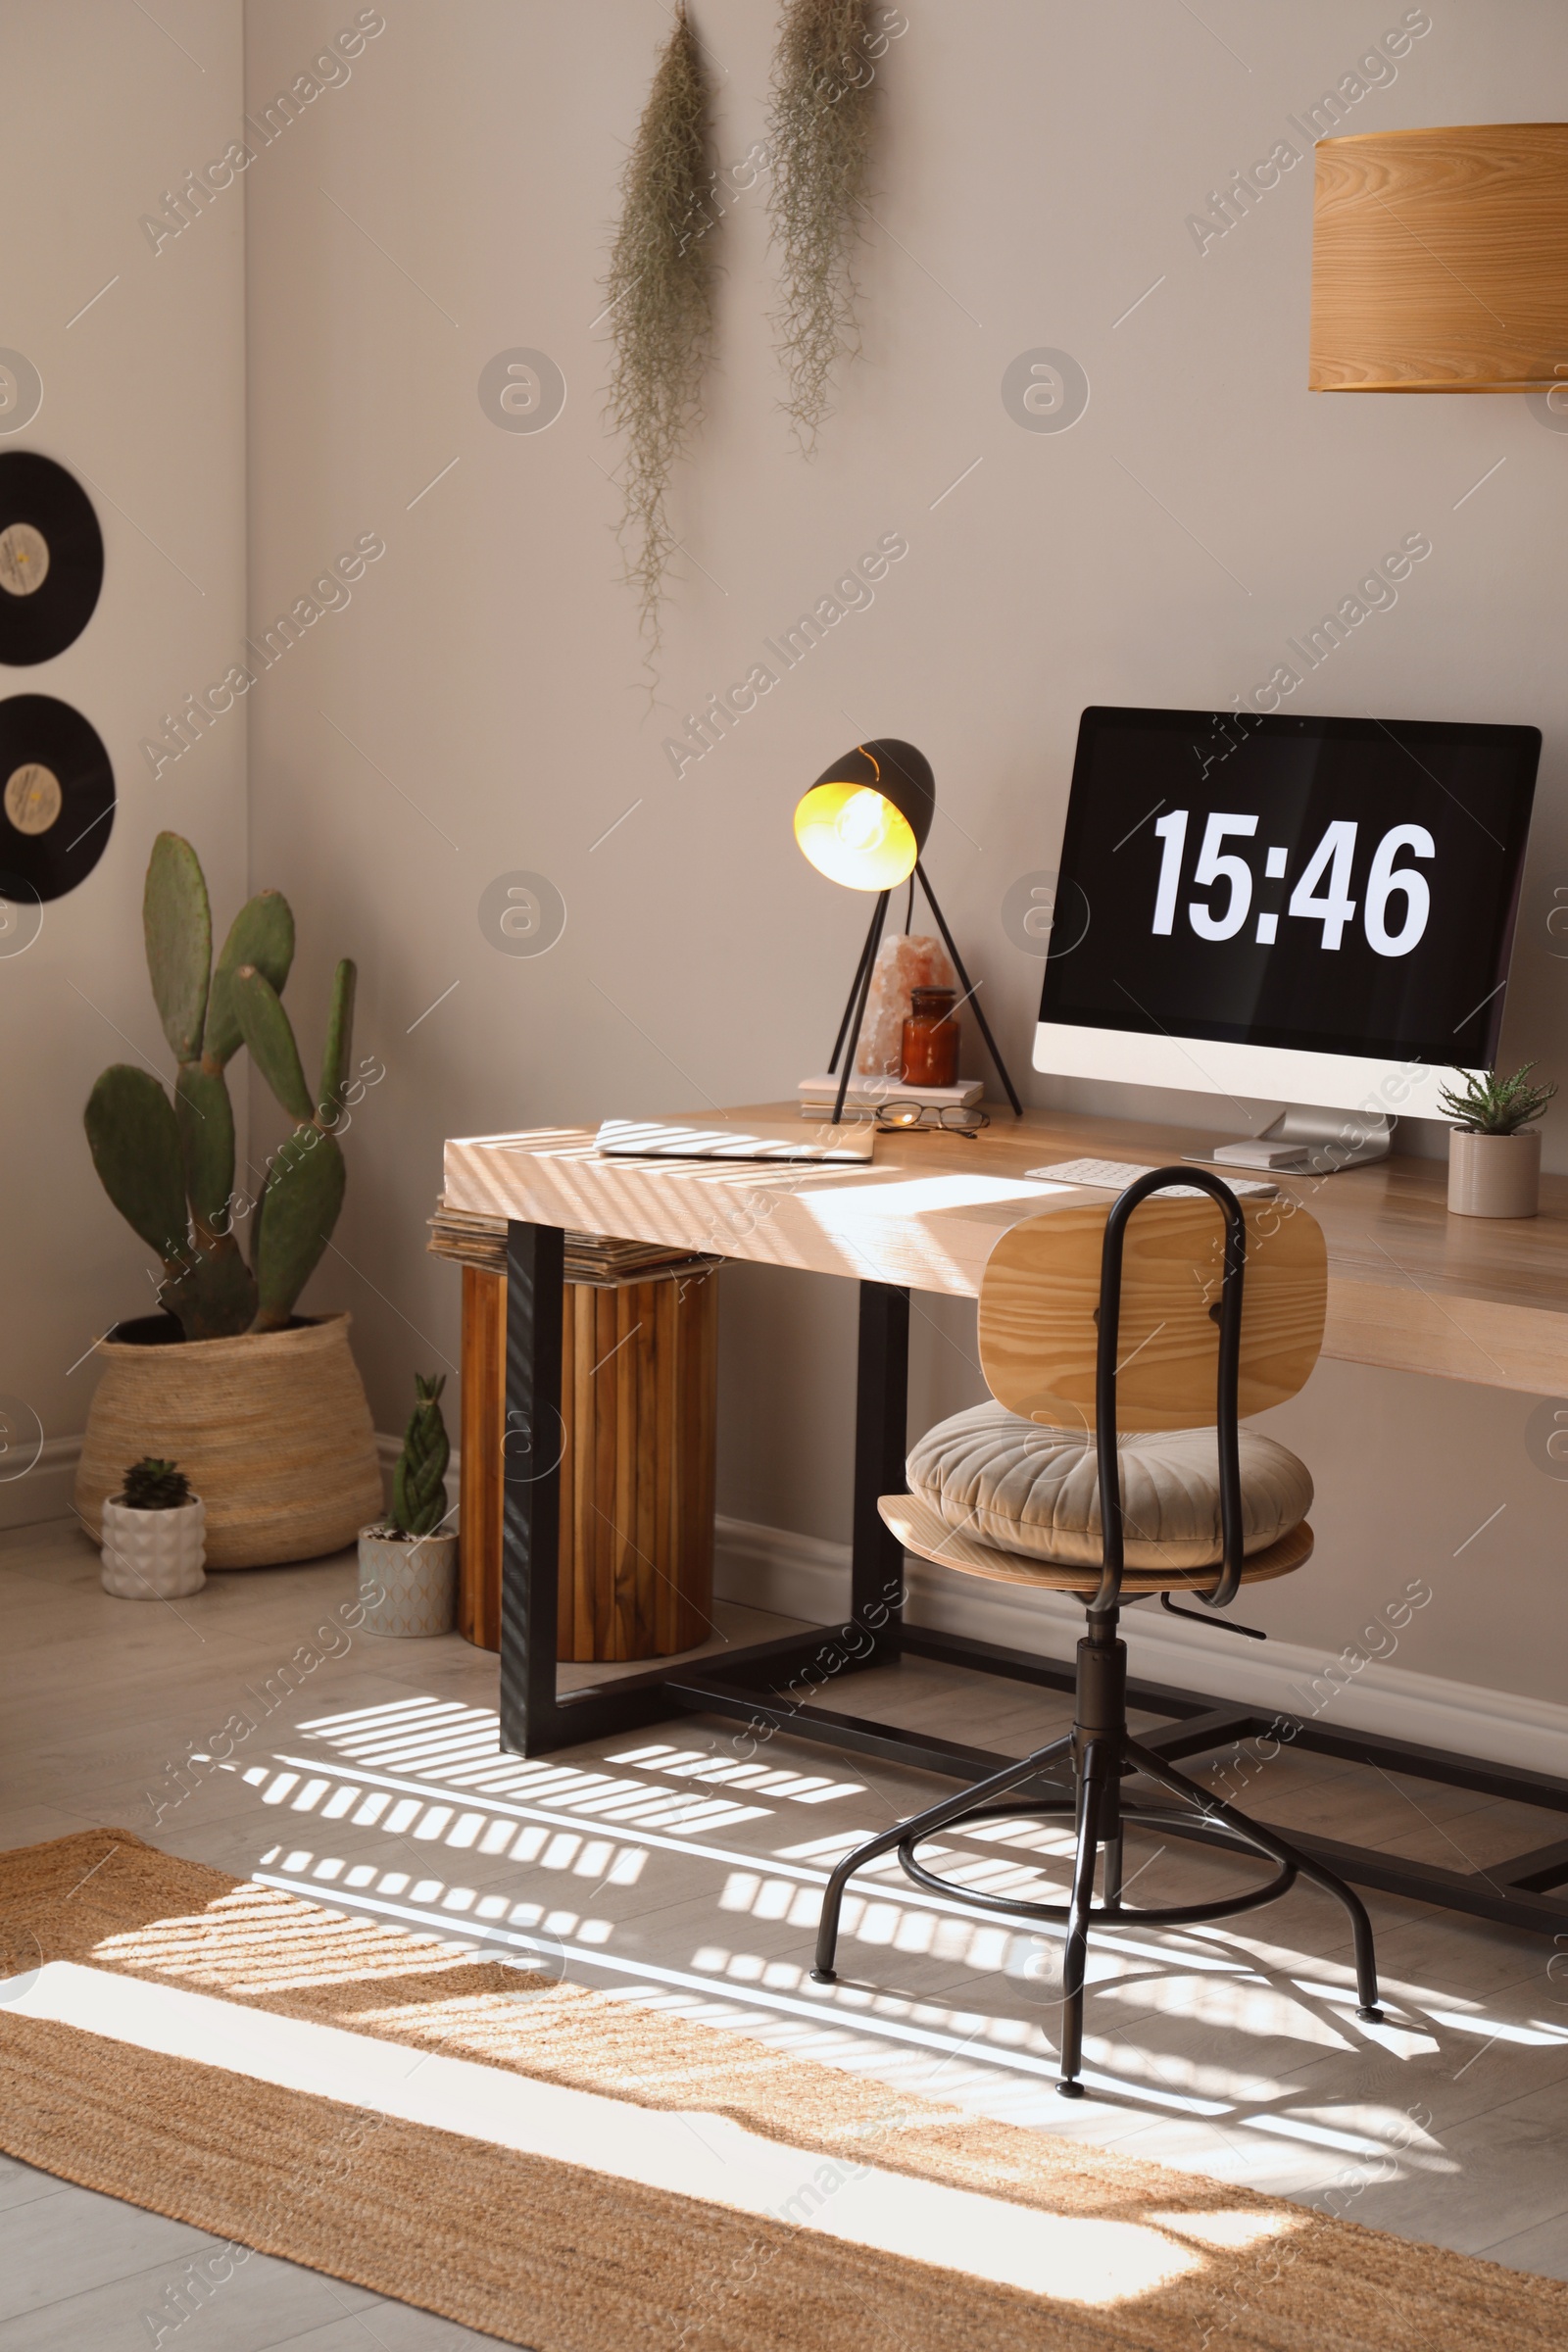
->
[[909, 986, 956, 1013]]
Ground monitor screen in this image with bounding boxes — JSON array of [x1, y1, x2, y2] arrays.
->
[[1038, 708, 1540, 1072]]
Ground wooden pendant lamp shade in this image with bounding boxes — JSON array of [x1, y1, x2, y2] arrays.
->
[[1309, 123, 1568, 390]]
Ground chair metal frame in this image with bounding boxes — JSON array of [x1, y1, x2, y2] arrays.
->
[[808, 1166, 1385, 2097]]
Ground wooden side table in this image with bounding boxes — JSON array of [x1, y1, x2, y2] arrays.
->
[[453, 1251, 719, 1662]]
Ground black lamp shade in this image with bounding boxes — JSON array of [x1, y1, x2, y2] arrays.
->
[[793, 738, 935, 891]]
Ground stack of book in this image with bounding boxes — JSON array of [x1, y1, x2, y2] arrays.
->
[[426, 1199, 719, 1290], [796, 1073, 983, 1110]]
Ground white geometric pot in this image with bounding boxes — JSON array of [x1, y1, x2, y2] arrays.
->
[[357, 1527, 459, 1638], [100, 1494, 207, 1598], [1447, 1128, 1542, 1219]]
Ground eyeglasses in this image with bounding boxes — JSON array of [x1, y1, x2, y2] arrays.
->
[[873, 1102, 991, 1138]]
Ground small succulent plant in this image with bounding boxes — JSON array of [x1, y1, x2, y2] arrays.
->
[[389, 1373, 450, 1539], [1438, 1062, 1557, 1135], [120, 1457, 194, 1511], [83, 832, 357, 1342]]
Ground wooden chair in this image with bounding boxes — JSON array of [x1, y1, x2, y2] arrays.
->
[[809, 1167, 1384, 2097]]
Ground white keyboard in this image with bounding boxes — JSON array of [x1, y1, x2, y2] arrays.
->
[[1026, 1157, 1278, 1200]]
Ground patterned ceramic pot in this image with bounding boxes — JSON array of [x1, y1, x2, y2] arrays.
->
[[358, 1527, 459, 1637], [100, 1494, 207, 1598]]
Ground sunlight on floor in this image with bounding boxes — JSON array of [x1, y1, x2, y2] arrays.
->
[[167, 1688, 1547, 2195], [2, 1959, 1270, 2308], [606, 1741, 866, 1804]]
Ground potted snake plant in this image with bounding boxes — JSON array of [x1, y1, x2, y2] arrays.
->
[[359, 1375, 458, 1636], [100, 1455, 206, 1598], [74, 833, 382, 1566], [1440, 1062, 1557, 1219]]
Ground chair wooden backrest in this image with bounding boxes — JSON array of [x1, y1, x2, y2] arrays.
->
[[977, 1194, 1327, 1434]]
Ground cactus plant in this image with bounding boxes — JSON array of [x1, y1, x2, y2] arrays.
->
[[83, 831, 357, 1341], [235, 955, 357, 1331], [120, 1457, 193, 1510], [389, 1374, 450, 1538]]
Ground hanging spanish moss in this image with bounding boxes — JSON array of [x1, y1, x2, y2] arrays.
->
[[603, 3, 716, 653], [767, 0, 875, 451]]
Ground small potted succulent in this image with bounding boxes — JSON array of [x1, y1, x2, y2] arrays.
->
[[100, 1456, 207, 1598], [358, 1374, 457, 1636], [1440, 1062, 1557, 1219]]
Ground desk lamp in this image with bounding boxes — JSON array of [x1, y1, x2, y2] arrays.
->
[[793, 738, 1023, 1124]]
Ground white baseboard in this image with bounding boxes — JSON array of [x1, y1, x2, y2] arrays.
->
[[374, 1430, 400, 1498], [0, 1437, 84, 1532], [2, 1435, 454, 1533], [14, 1438, 1565, 1780], [714, 1511, 1568, 1781]]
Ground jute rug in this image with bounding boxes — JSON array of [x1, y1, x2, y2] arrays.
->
[[0, 1830, 1562, 2351]]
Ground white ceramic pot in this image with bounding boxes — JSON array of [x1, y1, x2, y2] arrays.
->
[[100, 1494, 207, 1598], [1447, 1128, 1542, 1219], [358, 1527, 459, 1637]]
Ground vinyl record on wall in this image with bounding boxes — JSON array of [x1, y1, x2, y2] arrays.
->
[[0, 453, 104, 663], [0, 696, 114, 900]]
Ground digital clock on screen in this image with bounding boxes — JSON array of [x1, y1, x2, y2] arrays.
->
[[1038, 709, 1539, 1070]]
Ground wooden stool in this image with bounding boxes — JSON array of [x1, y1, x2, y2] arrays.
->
[[458, 1260, 718, 1662]]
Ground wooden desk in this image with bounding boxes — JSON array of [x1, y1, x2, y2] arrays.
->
[[447, 1099, 1568, 1396], [443, 1102, 1568, 1938]]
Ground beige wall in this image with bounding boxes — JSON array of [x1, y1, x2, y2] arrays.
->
[[14, 3, 1560, 1704], [238, 0, 1568, 1704], [0, 2, 248, 1457]]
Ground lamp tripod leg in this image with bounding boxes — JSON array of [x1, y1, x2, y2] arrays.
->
[[915, 860, 1024, 1116], [831, 890, 891, 1125], [828, 895, 892, 1076]]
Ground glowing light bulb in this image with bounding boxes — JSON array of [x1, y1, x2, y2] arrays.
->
[[793, 767, 919, 889], [835, 788, 889, 852]]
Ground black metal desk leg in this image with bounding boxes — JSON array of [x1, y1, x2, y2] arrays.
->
[[853, 1281, 909, 1647], [499, 1220, 565, 1755]]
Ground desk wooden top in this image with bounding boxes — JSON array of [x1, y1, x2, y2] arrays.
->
[[444, 1102, 1568, 1397]]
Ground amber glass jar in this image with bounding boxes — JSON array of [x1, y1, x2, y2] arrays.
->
[[900, 987, 959, 1086]]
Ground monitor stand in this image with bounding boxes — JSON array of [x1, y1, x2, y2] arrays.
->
[[1186, 1103, 1393, 1176]]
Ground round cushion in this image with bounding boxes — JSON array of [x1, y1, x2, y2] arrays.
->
[[906, 1400, 1312, 1571]]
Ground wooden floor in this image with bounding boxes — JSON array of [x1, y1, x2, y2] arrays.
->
[[3, 1515, 1568, 2348]]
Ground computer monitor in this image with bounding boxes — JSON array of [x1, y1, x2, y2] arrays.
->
[[1034, 706, 1540, 1159]]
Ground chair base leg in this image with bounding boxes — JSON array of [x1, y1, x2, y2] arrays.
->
[[1123, 1733, 1385, 2027], [809, 1751, 1383, 2082], [806, 1639, 1385, 2090], [1055, 1738, 1109, 2095], [808, 1732, 1076, 1986]]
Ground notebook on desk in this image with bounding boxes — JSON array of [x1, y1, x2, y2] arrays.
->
[[595, 1117, 875, 1164]]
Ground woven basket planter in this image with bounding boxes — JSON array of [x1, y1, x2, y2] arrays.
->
[[74, 1312, 381, 1569]]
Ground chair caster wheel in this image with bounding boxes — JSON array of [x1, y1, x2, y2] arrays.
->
[[1055, 2079, 1085, 2099], [809, 1968, 836, 1984], [1357, 2005, 1385, 2024]]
